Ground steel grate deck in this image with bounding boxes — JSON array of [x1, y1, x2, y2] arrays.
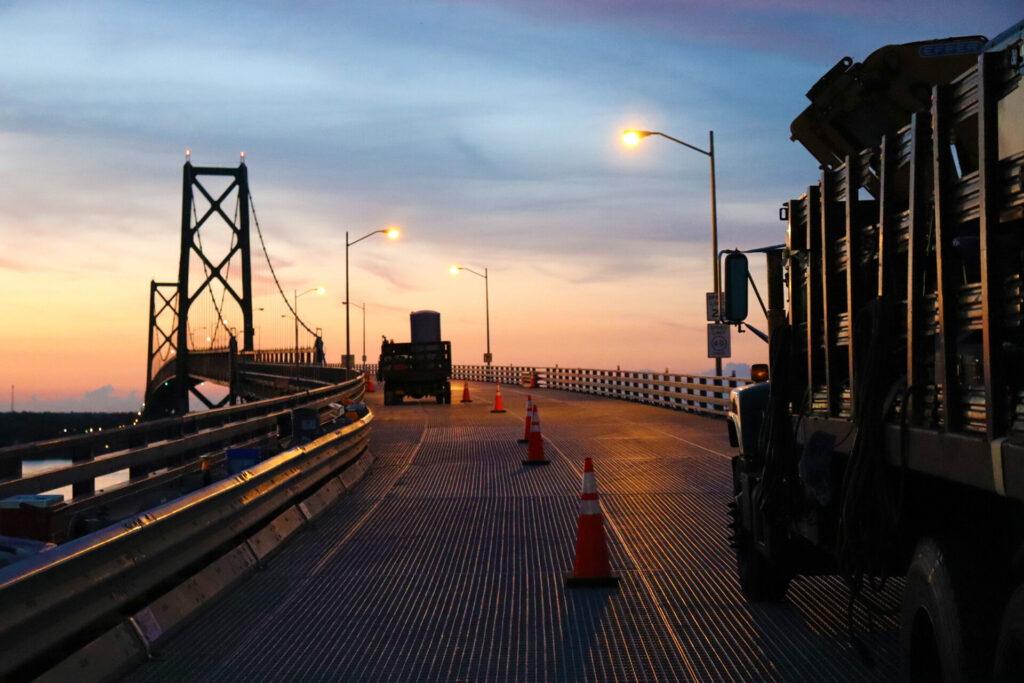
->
[[127, 383, 900, 682]]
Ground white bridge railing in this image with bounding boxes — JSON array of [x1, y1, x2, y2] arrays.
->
[[357, 363, 749, 416]]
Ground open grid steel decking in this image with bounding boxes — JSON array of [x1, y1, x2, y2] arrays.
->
[[127, 382, 900, 682]]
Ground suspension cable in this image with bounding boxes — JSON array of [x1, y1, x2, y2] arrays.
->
[[248, 192, 319, 338]]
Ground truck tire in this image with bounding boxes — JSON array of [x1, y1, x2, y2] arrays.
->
[[993, 584, 1024, 682], [444, 382, 452, 404], [728, 499, 791, 601], [900, 536, 993, 682], [435, 392, 444, 404], [735, 536, 791, 601]]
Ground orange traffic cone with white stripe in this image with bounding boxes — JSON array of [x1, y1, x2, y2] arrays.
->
[[491, 382, 507, 413], [522, 403, 549, 465], [517, 395, 533, 444], [566, 458, 619, 587], [460, 382, 473, 403]]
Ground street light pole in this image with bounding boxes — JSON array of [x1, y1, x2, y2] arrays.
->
[[484, 268, 490, 372], [294, 286, 325, 365], [346, 227, 399, 369], [623, 128, 723, 376], [451, 265, 491, 378], [343, 302, 367, 364]]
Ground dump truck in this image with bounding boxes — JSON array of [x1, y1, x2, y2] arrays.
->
[[379, 310, 452, 405], [726, 20, 1024, 681]]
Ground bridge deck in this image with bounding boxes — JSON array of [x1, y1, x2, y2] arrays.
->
[[128, 382, 900, 682]]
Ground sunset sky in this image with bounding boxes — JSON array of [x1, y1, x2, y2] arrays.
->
[[0, 1, 1019, 411]]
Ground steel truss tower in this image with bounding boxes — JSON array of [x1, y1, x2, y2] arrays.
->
[[144, 161, 254, 417]]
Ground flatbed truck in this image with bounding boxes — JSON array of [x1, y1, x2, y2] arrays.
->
[[726, 20, 1024, 681]]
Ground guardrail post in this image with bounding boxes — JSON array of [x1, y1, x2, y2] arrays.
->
[[0, 455, 22, 481], [71, 443, 96, 497]]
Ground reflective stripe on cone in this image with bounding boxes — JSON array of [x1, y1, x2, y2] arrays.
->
[[491, 383, 506, 413], [518, 395, 533, 443], [522, 403, 549, 465], [566, 457, 618, 587]]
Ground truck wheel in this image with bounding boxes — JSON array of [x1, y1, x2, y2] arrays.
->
[[735, 537, 791, 601], [993, 584, 1024, 682], [444, 382, 452, 404], [900, 536, 993, 682], [729, 499, 790, 601], [435, 392, 444, 404]]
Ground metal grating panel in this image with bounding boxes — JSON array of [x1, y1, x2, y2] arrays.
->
[[128, 384, 899, 682]]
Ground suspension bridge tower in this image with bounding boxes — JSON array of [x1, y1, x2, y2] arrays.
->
[[143, 159, 255, 418]]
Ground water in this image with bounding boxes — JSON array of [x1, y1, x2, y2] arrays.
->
[[21, 459, 131, 501]]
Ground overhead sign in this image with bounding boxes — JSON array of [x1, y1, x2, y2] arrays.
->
[[483, 352, 493, 364], [706, 292, 720, 322], [707, 323, 731, 359]]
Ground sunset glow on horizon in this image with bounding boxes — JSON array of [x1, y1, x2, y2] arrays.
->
[[0, 1, 1017, 411]]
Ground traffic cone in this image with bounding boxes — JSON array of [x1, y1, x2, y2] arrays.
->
[[491, 382, 507, 413], [460, 382, 473, 403], [565, 458, 619, 587], [522, 403, 549, 465], [367, 374, 375, 392], [517, 395, 533, 444]]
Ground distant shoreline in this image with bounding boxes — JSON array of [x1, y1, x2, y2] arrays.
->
[[0, 412, 139, 449]]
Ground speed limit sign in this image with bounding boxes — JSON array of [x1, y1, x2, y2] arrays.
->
[[707, 323, 731, 358]]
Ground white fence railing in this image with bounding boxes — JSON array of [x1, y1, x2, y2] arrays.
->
[[356, 363, 749, 416]]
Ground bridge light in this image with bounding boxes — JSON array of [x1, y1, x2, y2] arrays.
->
[[623, 130, 656, 148], [185, 149, 191, 160], [386, 227, 400, 240], [240, 151, 245, 160], [316, 287, 325, 295], [450, 265, 460, 275]]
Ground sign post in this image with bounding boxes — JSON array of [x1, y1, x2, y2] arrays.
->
[[707, 323, 731, 359], [706, 292, 720, 322]]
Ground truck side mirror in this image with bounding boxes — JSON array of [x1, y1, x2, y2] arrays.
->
[[724, 251, 749, 322]]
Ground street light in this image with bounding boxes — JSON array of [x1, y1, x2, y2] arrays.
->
[[346, 227, 399, 369], [294, 286, 325, 364], [343, 301, 367, 364], [622, 127, 723, 376], [450, 265, 491, 377]]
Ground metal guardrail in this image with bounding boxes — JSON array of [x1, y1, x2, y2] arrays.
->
[[0, 410, 373, 681], [0, 376, 363, 493]]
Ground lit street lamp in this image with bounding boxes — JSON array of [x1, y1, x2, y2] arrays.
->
[[343, 301, 367, 364], [294, 286, 325, 363], [623, 128, 723, 376], [346, 227, 399, 368], [450, 265, 491, 377]]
